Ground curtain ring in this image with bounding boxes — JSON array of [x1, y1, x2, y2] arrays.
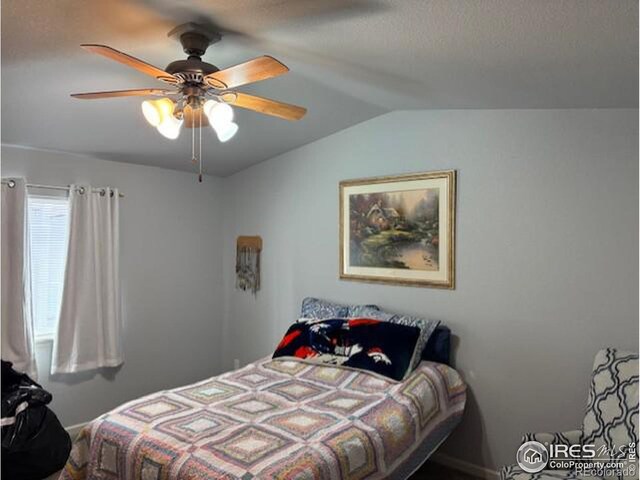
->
[[7, 179, 16, 188], [100, 188, 106, 196], [78, 186, 86, 195]]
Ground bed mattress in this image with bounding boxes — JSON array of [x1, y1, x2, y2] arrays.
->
[[61, 357, 466, 479]]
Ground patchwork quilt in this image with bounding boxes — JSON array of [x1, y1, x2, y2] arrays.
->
[[61, 357, 466, 480]]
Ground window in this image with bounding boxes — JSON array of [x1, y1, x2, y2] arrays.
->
[[28, 195, 70, 339]]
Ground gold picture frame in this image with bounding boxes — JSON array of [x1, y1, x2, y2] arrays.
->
[[339, 170, 456, 289]]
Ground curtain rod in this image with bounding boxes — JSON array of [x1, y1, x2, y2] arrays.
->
[[1, 179, 125, 198]]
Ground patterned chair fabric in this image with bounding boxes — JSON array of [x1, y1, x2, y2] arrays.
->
[[522, 430, 583, 447], [501, 465, 586, 480], [501, 349, 638, 480], [582, 349, 639, 480]]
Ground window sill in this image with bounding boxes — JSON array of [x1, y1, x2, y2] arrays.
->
[[35, 335, 54, 345]]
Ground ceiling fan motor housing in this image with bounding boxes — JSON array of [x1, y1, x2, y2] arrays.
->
[[166, 23, 223, 86], [168, 23, 221, 58], [165, 58, 219, 83]]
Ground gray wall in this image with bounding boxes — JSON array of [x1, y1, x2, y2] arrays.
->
[[220, 109, 639, 469], [2, 109, 636, 470], [2, 145, 226, 427]]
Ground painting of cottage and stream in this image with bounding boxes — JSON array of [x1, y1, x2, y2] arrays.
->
[[349, 188, 440, 271]]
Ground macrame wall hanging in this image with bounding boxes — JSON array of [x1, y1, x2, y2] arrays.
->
[[236, 236, 262, 295]]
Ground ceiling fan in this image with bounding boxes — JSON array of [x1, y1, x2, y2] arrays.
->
[[71, 23, 307, 180]]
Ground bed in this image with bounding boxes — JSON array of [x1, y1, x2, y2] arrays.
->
[[61, 357, 465, 479]]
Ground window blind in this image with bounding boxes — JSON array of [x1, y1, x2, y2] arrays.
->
[[27, 195, 70, 338]]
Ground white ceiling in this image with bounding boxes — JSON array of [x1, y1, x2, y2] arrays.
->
[[2, 0, 637, 176]]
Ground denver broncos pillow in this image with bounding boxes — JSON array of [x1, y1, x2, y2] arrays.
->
[[273, 318, 421, 381]]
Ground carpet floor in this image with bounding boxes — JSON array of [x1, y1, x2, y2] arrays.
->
[[411, 461, 484, 479], [47, 462, 482, 480]]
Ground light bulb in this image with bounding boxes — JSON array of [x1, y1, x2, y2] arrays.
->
[[157, 116, 183, 140], [204, 100, 234, 129], [141, 98, 177, 127], [214, 121, 238, 142], [141, 101, 160, 126], [202, 99, 215, 117], [141, 98, 182, 139]]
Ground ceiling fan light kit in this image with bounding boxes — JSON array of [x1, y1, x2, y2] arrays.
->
[[71, 23, 307, 181], [141, 98, 183, 140], [204, 101, 234, 127], [215, 122, 239, 143]]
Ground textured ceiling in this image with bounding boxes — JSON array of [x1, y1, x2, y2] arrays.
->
[[2, 0, 637, 176]]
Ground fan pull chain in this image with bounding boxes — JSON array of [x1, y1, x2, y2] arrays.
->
[[198, 108, 203, 183], [191, 109, 196, 166]]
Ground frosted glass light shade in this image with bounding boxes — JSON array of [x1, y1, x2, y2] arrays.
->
[[141, 98, 175, 127], [141, 98, 182, 139], [214, 121, 238, 142], [157, 116, 183, 140], [141, 101, 161, 126], [203, 100, 234, 128]]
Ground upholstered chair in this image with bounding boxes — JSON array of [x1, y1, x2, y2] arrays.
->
[[501, 348, 638, 480]]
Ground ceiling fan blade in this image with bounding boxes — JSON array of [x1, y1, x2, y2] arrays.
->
[[81, 44, 178, 85], [70, 88, 176, 99], [204, 56, 289, 89], [229, 92, 306, 121]]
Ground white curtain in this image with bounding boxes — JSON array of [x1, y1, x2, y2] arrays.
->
[[52, 185, 122, 374], [1, 178, 37, 378]]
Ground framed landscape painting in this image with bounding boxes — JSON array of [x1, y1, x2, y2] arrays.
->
[[340, 170, 456, 289]]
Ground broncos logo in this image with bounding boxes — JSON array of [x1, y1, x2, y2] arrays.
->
[[367, 348, 392, 365]]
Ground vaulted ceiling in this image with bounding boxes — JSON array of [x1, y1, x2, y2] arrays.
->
[[2, 0, 637, 176]]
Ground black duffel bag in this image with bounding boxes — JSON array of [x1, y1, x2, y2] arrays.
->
[[1, 360, 71, 480]]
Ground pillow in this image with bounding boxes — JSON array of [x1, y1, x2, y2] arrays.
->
[[349, 306, 393, 321], [352, 307, 439, 370], [300, 297, 380, 320], [273, 318, 421, 381], [301, 297, 348, 319], [422, 326, 451, 365], [347, 304, 381, 317], [300, 300, 441, 369], [386, 314, 440, 370]]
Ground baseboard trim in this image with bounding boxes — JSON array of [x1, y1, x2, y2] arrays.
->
[[65, 421, 89, 441], [431, 452, 500, 480]]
